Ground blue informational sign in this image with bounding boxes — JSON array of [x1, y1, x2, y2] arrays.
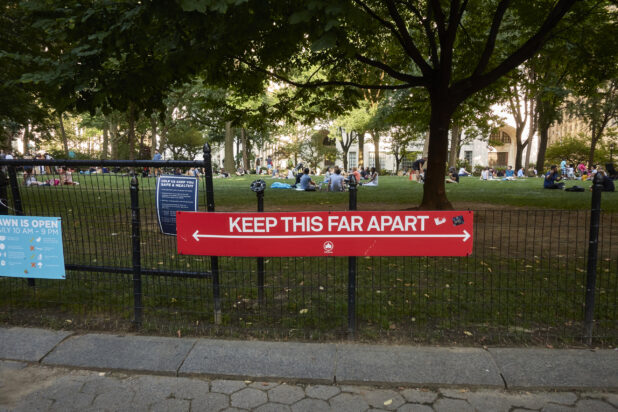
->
[[156, 175, 199, 235], [0, 216, 65, 280]]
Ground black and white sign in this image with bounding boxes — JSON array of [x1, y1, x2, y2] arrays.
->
[[156, 176, 199, 235]]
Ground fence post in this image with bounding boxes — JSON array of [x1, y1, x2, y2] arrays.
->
[[0, 170, 7, 215], [7, 167, 34, 287], [584, 175, 603, 344], [251, 180, 266, 307], [203, 144, 222, 324], [130, 176, 142, 328], [347, 175, 358, 336]]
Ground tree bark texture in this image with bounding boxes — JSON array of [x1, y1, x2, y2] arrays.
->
[[448, 123, 461, 168], [241, 128, 249, 170], [127, 105, 136, 160], [150, 116, 157, 158], [224, 121, 235, 173], [358, 132, 365, 168], [58, 114, 69, 157], [421, 97, 454, 210]]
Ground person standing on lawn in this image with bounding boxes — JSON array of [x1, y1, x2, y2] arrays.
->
[[411, 157, 426, 182]]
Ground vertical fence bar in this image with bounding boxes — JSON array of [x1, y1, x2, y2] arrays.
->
[[0, 170, 7, 215], [256, 187, 265, 307], [130, 176, 142, 327], [348, 176, 358, 335], [7, 166, 35, 287], [7, 166, 23, 216], [203, 144, 222, 324], [584, 177, 603, 344]]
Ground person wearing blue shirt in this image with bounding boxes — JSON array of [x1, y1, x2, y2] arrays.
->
[[560, 159, 567, 176], [505, 166, 514, 178], [544, 165, 565, 189], [299, 168, 316, 191], [152, 150, 162, 177]]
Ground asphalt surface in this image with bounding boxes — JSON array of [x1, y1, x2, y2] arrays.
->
[[0, 326, 616, 411]]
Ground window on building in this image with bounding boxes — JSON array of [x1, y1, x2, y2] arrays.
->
[[367, 152, 375, 168], [349, 151, 357, 169], [464, 151, 473, 165]]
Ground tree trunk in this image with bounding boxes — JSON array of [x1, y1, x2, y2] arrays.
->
[[127, 105, 137, 160], [371, 131, 380, 171], [102, 121, 109, 159], [358, 132, 365, 167], [158, 126, 167, 154], [524, 134, 533, 168], [110, 116, 119, 159], [58, 114, 69, 157], [422, 131, 430, 158], [448, 123, 461, 168], [23, 122, 30, 154], [525, 105, 538, 168], [588, 125, 599, 167], [224, 121, 235, 173], [138, 132, 145, 160], [421, 97, 453, 210], [536, 104, 552, 173], [514, 127, 525, 171], [150, 115, 157, 158], [338, 130, 351, 171], [536, 127, 549, 173], [241, 128, 249, 170]]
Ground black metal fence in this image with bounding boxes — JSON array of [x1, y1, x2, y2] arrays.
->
[[0, 149, 616, 345]]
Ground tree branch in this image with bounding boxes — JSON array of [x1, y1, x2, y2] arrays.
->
[[354, 53, 425, 84], [237, 58, 420, 90], [453, 0, 577, 101], [406, 2, 440, 67], [430, 0, 446, 39], [382, 0, 433, 75], [351, 0, 429, 73], [472, 0, 511, 77]]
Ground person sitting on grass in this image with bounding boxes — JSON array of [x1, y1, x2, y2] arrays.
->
[[446, 167, 459, 183], [300, 168, 317, 191], [352, 167, 361, 184], [458, 166, 471, 176], [480, 167, 490, 180], [544, 165, 565, 189], [364, 167, 379, 186], [606, 163, 617, 180], [505, 166, 515, 179], [590, 170, 615, 192], [329, 167, 346, 192], [517, 167, 525, 178]]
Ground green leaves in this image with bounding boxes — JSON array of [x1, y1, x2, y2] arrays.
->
[[179, 0, 248, 13]]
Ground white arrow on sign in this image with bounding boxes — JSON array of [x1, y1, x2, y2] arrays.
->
[[193, 230, 471, 242]]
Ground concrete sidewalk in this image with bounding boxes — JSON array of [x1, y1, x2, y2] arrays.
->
[[0, 327, 616, 391]]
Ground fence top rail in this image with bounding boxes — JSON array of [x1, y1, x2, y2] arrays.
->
[[0, 159, 205, 168]]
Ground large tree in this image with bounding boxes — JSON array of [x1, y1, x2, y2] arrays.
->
[[13, 0, 606, 208]]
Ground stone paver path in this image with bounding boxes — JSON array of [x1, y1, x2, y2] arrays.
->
[[0, 361, 616, 411]]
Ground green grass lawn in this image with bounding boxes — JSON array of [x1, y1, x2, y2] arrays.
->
[[1, 171, 616, 345], [60, 172, 613, 212], [200, 174, 617, 211]]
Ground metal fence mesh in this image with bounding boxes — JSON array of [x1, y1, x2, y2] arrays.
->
[[0, 164, 616, 345]]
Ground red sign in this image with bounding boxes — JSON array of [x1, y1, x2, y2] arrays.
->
[[177, 211, 473, 257]]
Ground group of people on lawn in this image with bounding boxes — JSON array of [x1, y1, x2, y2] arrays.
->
[[544, 162, 616, 191], [296, 166, 379, 192]]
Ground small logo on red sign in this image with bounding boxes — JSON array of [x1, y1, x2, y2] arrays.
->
[[323, 241, 334, 254]]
